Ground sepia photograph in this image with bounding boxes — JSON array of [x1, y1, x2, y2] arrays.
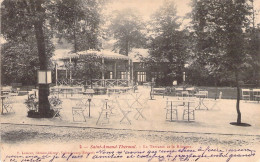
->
[[1, 0, 260, 161]]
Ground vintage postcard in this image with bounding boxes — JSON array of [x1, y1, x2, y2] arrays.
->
[[1, 0, 260, 162]]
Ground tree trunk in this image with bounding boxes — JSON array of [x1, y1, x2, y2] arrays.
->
[[34, 2, 50, 117], [235, 71, 241, 124]]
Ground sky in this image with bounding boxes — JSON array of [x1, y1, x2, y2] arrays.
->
[[1, 0, 260, 44], [106, 0, 260, 24], [106, 0, 191, 19]]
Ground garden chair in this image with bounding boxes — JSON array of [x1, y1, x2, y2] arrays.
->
[[241, 89, 250, 102], [96, 99, 114, 125], [71, 98, 87, 122], [3, 97, 15, 113], [253, 89, 260, 102], [133, 96, 149, 120], [49, 96, 63, 120], [194, 90, 209, 110], [210, 91, 222, 110], [165, 98, 178, 121], [182, 100, 196, 121]]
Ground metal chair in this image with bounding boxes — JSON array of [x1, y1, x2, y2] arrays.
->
[[165, 99, 178, 121], [182, 101, 196, 121], [96, 99, 114, 125], [3, 97, 15, 113], [71, 98, 87, 122], [48, 96, 63, 120], [241, 89, 251, 101]]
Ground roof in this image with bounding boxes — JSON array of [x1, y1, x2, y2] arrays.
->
[[52, 49, 73, 60], [128, 48, 149, 62], [54, 49, 130, 61]]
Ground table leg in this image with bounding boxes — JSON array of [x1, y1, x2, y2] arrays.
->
[[88, 100, 91, 117], [170, 101, 172, 121], [188, 102, 190, 122], [1, 99, 4, 115]]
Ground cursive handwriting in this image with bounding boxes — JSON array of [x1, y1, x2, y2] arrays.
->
[[3, 146, 256, 162]]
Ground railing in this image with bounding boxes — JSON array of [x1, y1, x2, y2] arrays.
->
[[92, 79, 131, 87], [57, 79, 85, 86], [57, 79, 132, 87]]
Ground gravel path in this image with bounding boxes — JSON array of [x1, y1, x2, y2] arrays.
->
[[2, 123, 260, 147], [2, 123, 260, 162]]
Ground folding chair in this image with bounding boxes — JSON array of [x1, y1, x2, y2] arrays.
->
[[133, 96, 149, 120], [49, 96, 63, 120], [109, 94, 132, 124], [195, 91, 209, 110], [3, 97, 15, 113], [210, 91, 222, 110], [129, 93, 143, 108], [253, 89, 260, 102], [241, 89, 250, 102], [71, 98, 87, 122], [96, 99, 113, 125], [165, 99, 178, 121], [183, 101, 196, 121]]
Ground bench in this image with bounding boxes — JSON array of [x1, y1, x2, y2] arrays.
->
[[11, 83, 22, 87], [152, 88, 166, 98]]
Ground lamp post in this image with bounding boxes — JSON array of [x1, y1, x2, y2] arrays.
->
[[37, 70, 52, 116], [84, 89, 95, 118]]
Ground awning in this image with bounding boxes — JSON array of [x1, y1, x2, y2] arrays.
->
[[59, 50, 130, 60]]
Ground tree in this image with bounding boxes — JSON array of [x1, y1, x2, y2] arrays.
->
[[1, 0, 55, 117], [109, 8, 146, 56], [71, 55, 104, 87], [1, 35, 54, 86], [148, 0, 189, 84], [190, 0, 252, 125], [51, 0, 103, 52], [1, 0, 103, 117]]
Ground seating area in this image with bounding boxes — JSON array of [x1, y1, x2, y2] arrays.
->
[[1, 85, 259, 127], [1, 85, 260, 138]]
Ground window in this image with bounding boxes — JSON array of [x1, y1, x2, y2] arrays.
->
[[151, 72, 164, 79], [120, 72, 127, 79], [137, 72, 146, 82], [109, 72, 113, 79]]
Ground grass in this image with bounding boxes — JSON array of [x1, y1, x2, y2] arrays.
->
[[198, 86, 237, 99]]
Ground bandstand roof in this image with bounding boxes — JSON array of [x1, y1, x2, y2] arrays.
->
[[56, 49, 130, 61]]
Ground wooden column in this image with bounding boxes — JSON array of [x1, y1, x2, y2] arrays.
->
[[102, 58, 105, 87], [131, 60, 133, 85], [114, 61, 117, 79], [55, 62, 58, 86], [69, 57, 72, 81], [102, 58, 105, 80], [128, 59, 130, 86]]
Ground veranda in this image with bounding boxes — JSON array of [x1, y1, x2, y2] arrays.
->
[[54, 50, 134, 88]]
